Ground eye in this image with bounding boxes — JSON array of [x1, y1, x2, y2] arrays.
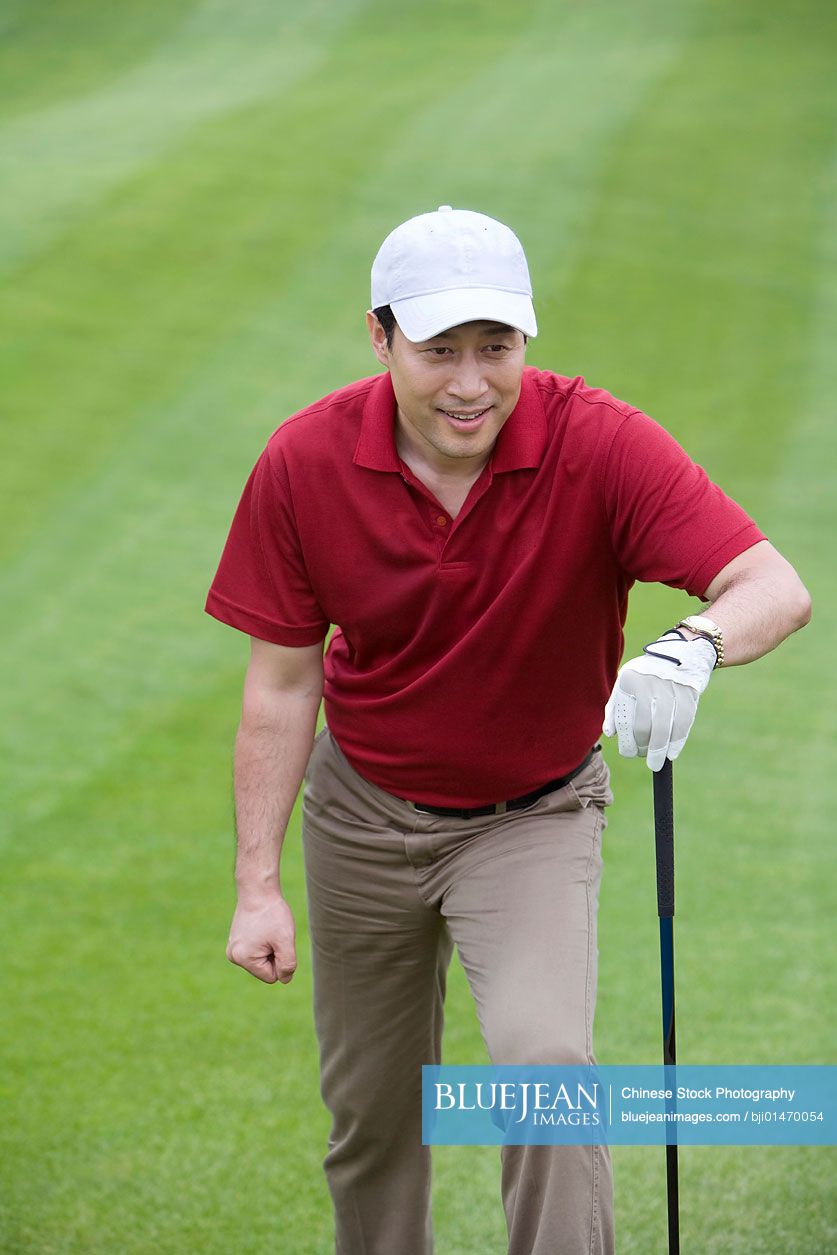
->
[[485, 343, 510, 354], [424, 347, 452, 357]]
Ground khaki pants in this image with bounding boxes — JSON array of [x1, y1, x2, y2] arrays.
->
[[302, 729, 615, 1255]]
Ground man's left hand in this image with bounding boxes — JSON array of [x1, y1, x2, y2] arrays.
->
[[602, 632, 717, 770]]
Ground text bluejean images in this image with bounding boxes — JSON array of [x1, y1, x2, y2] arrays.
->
[[422, 1066, 836, 1146]]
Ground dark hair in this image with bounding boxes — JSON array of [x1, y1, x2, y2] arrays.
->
[[371, 304, 527, 351], [372, 304, 397, 349]]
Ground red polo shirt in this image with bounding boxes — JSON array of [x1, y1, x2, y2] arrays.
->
[[205, 367, 764, 805]]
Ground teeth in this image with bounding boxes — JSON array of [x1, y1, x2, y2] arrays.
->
[[445, 409, 485, 421]]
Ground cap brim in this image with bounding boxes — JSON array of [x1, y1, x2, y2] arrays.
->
[[390, 288, 537, 342]]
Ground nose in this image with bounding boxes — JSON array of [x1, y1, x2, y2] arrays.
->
[[446, 352, 490, 404]]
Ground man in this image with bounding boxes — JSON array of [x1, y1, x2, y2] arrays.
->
[[205, 206, 810, 1254]]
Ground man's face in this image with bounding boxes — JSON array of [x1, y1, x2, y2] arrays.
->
[[367, 315, 527, 472]]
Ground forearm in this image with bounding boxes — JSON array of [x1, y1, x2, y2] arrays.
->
[[233, 690, 320, 904], [693, 555, 811, 667]]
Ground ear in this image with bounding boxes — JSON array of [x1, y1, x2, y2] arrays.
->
[[366, 310, 390, 368]]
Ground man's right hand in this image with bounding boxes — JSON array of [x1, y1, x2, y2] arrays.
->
[[226, 895, 297, 984]]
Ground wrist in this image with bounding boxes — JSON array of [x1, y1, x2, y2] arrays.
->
[[640, 632, 716, 692], [665, 626, 718, 668], [675, 614, 724, 667], [235, 869, 283, 906]]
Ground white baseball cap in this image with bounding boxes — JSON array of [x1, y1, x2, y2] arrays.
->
[[371, 205, 537, 342]]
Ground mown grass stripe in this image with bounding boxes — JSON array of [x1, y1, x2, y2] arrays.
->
[[0, 0, 370, 279], [0, 0, 199, 125]]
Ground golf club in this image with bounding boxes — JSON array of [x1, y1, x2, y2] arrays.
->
[[653, 758, 680, 1255]]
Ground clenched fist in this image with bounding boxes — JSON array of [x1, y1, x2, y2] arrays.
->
[[227, 894, 297, 984]]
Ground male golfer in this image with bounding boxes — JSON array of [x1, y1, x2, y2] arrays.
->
[[205, 207, 810, 1254]]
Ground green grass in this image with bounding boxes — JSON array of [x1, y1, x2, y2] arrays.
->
[[1, 0, 835, 1250]]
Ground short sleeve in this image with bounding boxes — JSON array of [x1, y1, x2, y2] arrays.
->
[[603, 411, 766, 599], [204, 446, 329, 645]]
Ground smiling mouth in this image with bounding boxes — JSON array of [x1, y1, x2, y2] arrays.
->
[[440, 406, 491, 425]]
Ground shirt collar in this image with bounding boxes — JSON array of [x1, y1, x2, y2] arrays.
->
[[492, 368, 547, 471], [353, 366, 547, 474], [354, 373, 402, 472]]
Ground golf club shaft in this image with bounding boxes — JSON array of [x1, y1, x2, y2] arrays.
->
[[653, 759, 680, 1255], [658, 917, 677, 1069], [661, 912, 679, 1252]]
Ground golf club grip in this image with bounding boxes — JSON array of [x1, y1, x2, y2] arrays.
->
[[653, 759, 675, 919]]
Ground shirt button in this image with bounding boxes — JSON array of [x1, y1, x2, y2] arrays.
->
[[435, 515, 448, 526]]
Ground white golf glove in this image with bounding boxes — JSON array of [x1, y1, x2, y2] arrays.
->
[[602, 630, 717, 771]]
